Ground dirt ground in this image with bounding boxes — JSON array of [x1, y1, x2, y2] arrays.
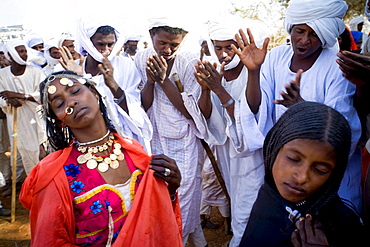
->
[[0, 191, 231, 247]]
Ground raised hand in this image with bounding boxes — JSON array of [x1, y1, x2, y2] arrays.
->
[[59, 46, 83, 75], [146, 55, 167, 84], [98, 57, 117, 89], [233, 28, 270, 72], [274, 69, 304, 108]]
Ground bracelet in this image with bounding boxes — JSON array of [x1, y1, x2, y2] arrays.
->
[[221, 98, 234, 108], [113, 89, 126, 104]]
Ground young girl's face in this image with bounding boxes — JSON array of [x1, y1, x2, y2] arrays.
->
[[272, 138, 337, 203]]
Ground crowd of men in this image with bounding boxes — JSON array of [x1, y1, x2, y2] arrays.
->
[[1, 0, 370, 246]]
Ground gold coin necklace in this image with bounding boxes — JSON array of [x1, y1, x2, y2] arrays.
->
[[76, 134, 125, 172]]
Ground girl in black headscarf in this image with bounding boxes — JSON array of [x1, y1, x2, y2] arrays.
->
[[240, 101, 365, 247]]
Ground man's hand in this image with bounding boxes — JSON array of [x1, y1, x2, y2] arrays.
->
[[0, 90, 23, 100], [274, 69, 304, 108], [233, 28, 270, 72], [7, 98, 24, 108], [98, 57, 117, 90], [59, 46, 83, 75], [194, 61, 223, 92], [146, 55, 167, 84], [337, 51, 370, 86]]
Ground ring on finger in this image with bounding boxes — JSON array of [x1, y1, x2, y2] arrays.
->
[[207, 74, 211, 78], [106, 69, 110, 73], [163, 167, 171, 177]]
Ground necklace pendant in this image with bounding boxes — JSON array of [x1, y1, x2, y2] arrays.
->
[[98, 162, 109, 172], [114, 143, 121, 149], [96, 156, 104, 162], [110, 160, 119, 169], [84, 153, 93, 160], [98, 146, 104, 152], [117, 153, 125, 161], [86, 159, 98, 169], [77, 155, 87, 164], [113, 148, 121, 155], [110, 153, 117, 161], [104, 157, 112, 165]]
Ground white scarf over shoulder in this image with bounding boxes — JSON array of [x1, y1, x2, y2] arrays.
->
[[283, 0, 348, 48], [75, 16, 125, 63]]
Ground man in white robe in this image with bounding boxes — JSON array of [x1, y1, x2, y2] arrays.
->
[[0, 40, 47, 175], [240, 0, 362, 213], [194, 17, 267, 247], [135, 16, 207, 246], [63, 16, 152, 153]]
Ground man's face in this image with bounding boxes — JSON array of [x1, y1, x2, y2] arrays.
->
[[151, 29, 184, 60], [201, 41, 211, 56], [62, 40, 79, 60], [291, 24, 322, 60], [125, 40, 139, 55], [50, 47, 61, 59], [15, 45, 28, 62], [0, 52, 10, 68], [213, 40, 238, 65], [90, 33, 116, 57], [32, 43, 44, 52]]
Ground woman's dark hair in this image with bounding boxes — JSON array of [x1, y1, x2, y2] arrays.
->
[[264, 101, 351, 214], [149, 26, 188, 38], [39, 70, 115, 151]]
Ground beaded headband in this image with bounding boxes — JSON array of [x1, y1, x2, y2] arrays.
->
[[41, 73, 97, 122]]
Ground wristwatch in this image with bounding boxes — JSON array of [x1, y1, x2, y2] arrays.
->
[[24, 94, 30, 100]]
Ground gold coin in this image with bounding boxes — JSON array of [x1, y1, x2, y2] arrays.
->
[[48, 85, 56, 94], [110, 160, 119, 169], [117, 153, 125, 161], [77, 155, 87, 164], [96, 156, 104, 162], [102, 144, 108, 150], [93, 147, 99, 153], [104, 157, 112, 164], [113, 148, 121, 155], [98, 162, 109, 172], [114, 143, 121, 149], [86, 159, 98, 169], [98, 146, 104, 152], [60, 78, 69, 85], [110, 153, 117, 161], [84, 153, 93, 159]]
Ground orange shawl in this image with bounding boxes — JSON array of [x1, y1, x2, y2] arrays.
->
[[19, 134, 183, 247]]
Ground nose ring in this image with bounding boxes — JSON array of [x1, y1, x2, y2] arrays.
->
[[65, 106, 74, 115]]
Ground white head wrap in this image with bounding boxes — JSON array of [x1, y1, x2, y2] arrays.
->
[[26, 33, 44, 48], [75, 16, 125, 63], [4, 40, 29, 65], [207, 16, 267, 70], [44, 38, 60, 66], [147, 15, 189, 59], [283, 0, 348, 48], [349, 16, 365, 31], [57, 33, 75, 48], [366, 0, 370, 22]]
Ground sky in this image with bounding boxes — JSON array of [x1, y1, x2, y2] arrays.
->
[[0, 0, 283, 52]]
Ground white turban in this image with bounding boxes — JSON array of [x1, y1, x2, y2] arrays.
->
[[75, 16, 125, 63], [349, 16, 365, 31], [365, 0, 370, 22], [57, 33, 75, 48], [283, 0, 348, 48], [207, 17, 267, 70], [44, 38, 60, 66], [26, 33, 44, 48], [148, 16, 188, 31], [4, 40, 29, 65]]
